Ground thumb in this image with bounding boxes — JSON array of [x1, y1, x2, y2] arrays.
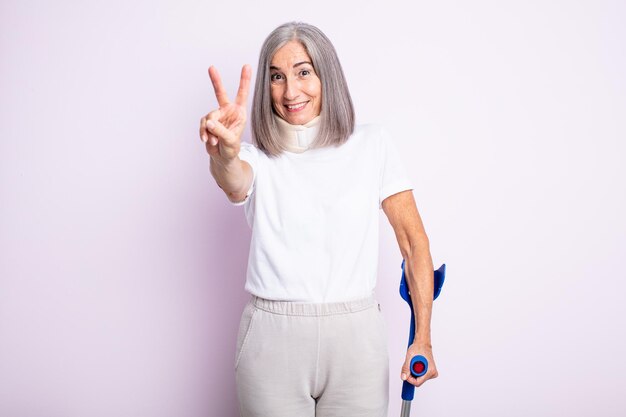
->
[[401, 357, 412, 381], [206, 119, 234, 144]]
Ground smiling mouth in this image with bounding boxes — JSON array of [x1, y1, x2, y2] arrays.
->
[[284, 101, 309, 112]]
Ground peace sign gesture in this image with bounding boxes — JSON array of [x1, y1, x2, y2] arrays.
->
[[199, 64, 251, 162]]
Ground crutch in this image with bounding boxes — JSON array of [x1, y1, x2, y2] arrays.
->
[[399, 260, 446, 417]]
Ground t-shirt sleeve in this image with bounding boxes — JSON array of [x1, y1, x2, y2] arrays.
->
[[378, 126, 414, 209], [228, 141, 258, 206]]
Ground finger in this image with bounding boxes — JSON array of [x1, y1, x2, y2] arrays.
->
[[203, 111, 222, 143], [208, 66, 230, 107], [205, 119, 233, 145], [206, 109, 222, 123], [235, 64, 252, 106], [400, 362, 411, 381], [206, 132, 219, 148], [400, 353, 418, 381], [410, 375, 425, 387], [205, 133, 220, 155], [403, 369, 437, 388], [200, 113, 220, 143], [401, 371, 423, 388], [200, 117, 211, 143]]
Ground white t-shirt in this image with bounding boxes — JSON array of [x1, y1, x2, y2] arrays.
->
[[229, 124, 413, 302]]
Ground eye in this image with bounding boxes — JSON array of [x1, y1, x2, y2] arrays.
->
[[300, 69, 311, 77], [270, 73, 283, 82]]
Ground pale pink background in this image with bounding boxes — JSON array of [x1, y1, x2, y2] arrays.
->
[[1, 0, 625, 416]]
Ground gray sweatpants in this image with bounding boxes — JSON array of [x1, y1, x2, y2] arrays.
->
[[235, 294, 389, 417]]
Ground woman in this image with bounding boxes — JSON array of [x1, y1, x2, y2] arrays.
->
[[199, 22, 438, 417]]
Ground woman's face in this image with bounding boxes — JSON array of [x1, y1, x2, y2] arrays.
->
[[270, 41, 322, 125]]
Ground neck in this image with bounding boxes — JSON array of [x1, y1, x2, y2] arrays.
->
[[273, 114, 321, 153]]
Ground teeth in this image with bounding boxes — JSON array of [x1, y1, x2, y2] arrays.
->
[[286, 102, 307, 110]]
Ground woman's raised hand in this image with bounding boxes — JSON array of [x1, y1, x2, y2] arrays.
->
[[200, 64, 251, 162]]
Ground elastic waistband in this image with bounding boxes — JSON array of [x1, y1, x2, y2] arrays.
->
[[251, 294, 377, 316]]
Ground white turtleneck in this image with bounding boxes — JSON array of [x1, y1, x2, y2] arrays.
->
[[273, 114, 321, 153]]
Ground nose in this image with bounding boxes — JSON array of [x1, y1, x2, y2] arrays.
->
[[283, 78, 300, 101]]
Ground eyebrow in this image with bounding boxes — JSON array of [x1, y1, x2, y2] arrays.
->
[[270, 61, 312, 70]]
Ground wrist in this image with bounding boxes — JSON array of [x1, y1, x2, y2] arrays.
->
[[414, 341, 432, 350], [210, 154, 238, 169], [414, 334, 432, 347]]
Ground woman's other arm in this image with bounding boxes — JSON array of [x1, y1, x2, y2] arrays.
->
[[382, 189, 439, 388]]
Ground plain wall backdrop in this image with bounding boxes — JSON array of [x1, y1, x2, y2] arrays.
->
[[1, 0, 625, 416]]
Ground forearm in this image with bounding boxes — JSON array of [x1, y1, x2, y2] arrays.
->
[[403, 237, 434, 345], [209, 156, 251, 202]]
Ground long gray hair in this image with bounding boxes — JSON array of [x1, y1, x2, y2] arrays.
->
[[251, 22, 355, 157]]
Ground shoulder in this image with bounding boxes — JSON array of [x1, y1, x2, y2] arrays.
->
[[353, 123, 385, 137], [240, 140, 271, 160], [238, 141, 265, 171], [348, 123, 387, 146], [352, 123, 394, 144], [349, 124, 394, 152], [240, 140, 258, 153]]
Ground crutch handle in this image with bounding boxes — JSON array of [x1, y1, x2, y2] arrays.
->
[[410, 355, 428, 378]]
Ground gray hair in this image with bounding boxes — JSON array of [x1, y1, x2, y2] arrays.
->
[[251, 22, 355, 157]]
